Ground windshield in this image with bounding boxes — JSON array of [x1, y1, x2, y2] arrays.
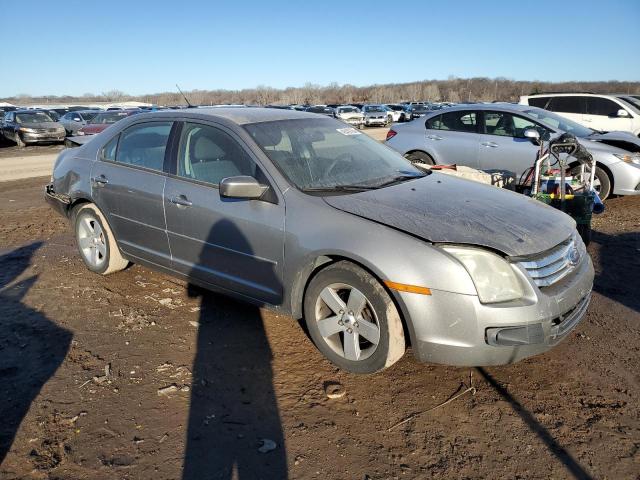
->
[[363, 105, 384, 112], [524, 108, 594, 137], [338, 107, 358, 113], [82, 111, 99, 121], [90, 112, 129, 124], [244, 118, 424, 192], [15, 112, 55, 123], [618, 96, 640, 110]]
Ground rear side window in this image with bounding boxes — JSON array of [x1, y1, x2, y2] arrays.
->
[[426, 111, 477, 133], [547, 96, 586, 114], [116, 122, 172, 171], [586, 97, 622, 116], [100, 135, 119, 162], [527, 97, 550, 108], [177, 122, 256, 185]]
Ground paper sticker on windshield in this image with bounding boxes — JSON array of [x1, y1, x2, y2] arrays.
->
[[336, 127, 362, 136]]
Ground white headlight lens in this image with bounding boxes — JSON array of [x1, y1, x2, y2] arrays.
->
[[442, 246, 523, 303]]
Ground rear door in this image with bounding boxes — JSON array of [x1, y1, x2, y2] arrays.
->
[[90, 121, 174, 267], [164, 121, 285, 305], [477, 111, 544, 178], [584, 97, 633, 133], [424, 110, 481, 167], [546, 96, 587, 126]]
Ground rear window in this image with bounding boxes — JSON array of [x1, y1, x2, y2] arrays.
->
[[527, 97, 550, 108], [426, 111, 477, 133]]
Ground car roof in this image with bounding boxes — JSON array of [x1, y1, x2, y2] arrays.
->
[[123, 107, 324, 125], [427, 103, 533, 114]]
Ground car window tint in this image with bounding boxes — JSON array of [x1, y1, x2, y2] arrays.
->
[[101, 135, 119, 162], [427, 111, 477, 132], [177, 122, 256, 185], [586, 97, 621, 116], [547, 96, 586, 114], [116, 122, 172, 171], [527, 97, 550, 108], [484, 112, 540, 138]]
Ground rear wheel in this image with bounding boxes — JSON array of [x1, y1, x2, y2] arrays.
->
[[304, 261, 405, 373], [405, 151, 435, 166], [73, 203, 128, 275]]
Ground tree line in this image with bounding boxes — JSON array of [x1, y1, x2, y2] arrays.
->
[[4, 77, 640, 106]]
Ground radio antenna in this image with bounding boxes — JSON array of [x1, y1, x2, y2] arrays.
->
[[176, 84, 193, 108]]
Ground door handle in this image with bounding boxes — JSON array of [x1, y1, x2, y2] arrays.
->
[[91, 175, 109, 186], [481, 141, 499, 148], [426, 134, 443, 140], [170, 195, 193, 208]]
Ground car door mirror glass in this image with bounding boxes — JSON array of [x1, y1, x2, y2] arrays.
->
[[219, 176, 269, 199], [523, 127, 541, 144], [616, 109, 630, 118]]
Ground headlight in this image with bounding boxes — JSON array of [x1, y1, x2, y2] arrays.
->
[[19, 127, 36, 133], [77, 131, 85, 135], [613, 153, 640, 165], [441, 246, 523, 303]]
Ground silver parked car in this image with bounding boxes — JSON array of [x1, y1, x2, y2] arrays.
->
[[385, 104, 640, 200], [334, 105, 364, 128], [59, 110, 101, 135], [361, 104, 390, 127], [45, 108, 593, 373]]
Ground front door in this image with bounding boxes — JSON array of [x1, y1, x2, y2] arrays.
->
[[478, 111, 543, 179], [584, 97, 633, 133], [90, 121, 174, 267], [164, 121, 285, 305]]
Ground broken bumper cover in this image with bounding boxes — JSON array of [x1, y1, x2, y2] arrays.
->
[[44, 184, 71, 217], [399, 254, 594, 366]]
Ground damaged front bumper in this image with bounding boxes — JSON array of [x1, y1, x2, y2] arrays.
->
[[44, 183, 71, 217]]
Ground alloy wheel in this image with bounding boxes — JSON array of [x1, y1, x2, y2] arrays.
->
[[77, 215, 107, 268]]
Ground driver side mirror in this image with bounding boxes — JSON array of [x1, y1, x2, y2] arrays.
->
[[523, 127, 541, 144], [219, 176, 269, 200], [616, 109, 630, 118]]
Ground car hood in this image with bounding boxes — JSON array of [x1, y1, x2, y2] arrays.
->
[[323, 173, 575, 257], [21, 122, 64, 129], [584, 131, 640, 153], [338, 112, 364, 119]]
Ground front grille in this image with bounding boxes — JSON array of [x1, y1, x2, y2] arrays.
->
[[517, 236, 581, 287]]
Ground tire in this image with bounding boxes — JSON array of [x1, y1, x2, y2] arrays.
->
[[405, 151, 435, 166], [571, 165, 611, 200], [577, 223, 592, 247], [15, 133, 25, 148], [303, 261, 405, 373], [73, 203, 128, 275]]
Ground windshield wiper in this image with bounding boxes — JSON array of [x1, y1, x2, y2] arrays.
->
[[373, 173, 427, 188], [302, 184, 380, 193]]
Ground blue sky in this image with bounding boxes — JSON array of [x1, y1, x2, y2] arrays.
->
[[1, 0, 638, 97]]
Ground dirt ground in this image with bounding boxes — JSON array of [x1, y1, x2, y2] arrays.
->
[[0, 176, 638, 480]]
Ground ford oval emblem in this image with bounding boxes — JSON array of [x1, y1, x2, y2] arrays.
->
[[569, 245, 580, 266]]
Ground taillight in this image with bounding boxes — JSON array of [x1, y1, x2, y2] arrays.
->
[[386, 129, 397, 141]]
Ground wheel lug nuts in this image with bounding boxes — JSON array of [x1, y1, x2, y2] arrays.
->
[[339, 310, 344, 315], [338, 320, 344, 325], [354, 322, 359, 328], [348, 311, 353, 315], [347, 328, 353, 334]]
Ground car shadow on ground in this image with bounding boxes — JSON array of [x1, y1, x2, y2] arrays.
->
[[182, 220, 287, 479], [591, 230, 639, 313], [477, 368, 593, 480], [0, 242, 73, 466]]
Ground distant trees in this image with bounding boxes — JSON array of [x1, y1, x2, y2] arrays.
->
[[3, 77, 639, 106]]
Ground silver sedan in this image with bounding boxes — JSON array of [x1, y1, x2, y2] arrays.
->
[[385, 103, 640, 200], [46, 108, 593, 373]]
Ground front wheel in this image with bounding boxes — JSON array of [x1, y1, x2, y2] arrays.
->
[[304, 261, 406, 373], [571, 165, 611, 200], [73, 203, 128, 275], [15, 133, 25, 147]]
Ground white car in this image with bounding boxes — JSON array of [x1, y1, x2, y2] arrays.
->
[[520, 93, 640, 137]]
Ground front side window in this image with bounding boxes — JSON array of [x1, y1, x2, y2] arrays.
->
[[176, 123, 256, 185], [586, 97, 623, 117], [245, 118, 423, 191], [547, 96, 586, 114], [483, 111, 540, 138], [116, 122, 172, 171], [524, 108, 593, 137], [426, 111, 477, 133]]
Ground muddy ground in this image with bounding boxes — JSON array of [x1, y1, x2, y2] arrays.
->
[[0, 177, 638, 480]]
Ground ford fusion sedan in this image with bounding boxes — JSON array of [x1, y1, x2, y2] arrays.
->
[[1, 110, 66, 146], [386, 104, 640, 199], [46, 108, 593, 373]]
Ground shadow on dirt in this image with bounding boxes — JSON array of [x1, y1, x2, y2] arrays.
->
[[591, 230, 639, 313], [477, 368, 593, 480], [0, 243, 72, 465], [182, 220, 287, 479]]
